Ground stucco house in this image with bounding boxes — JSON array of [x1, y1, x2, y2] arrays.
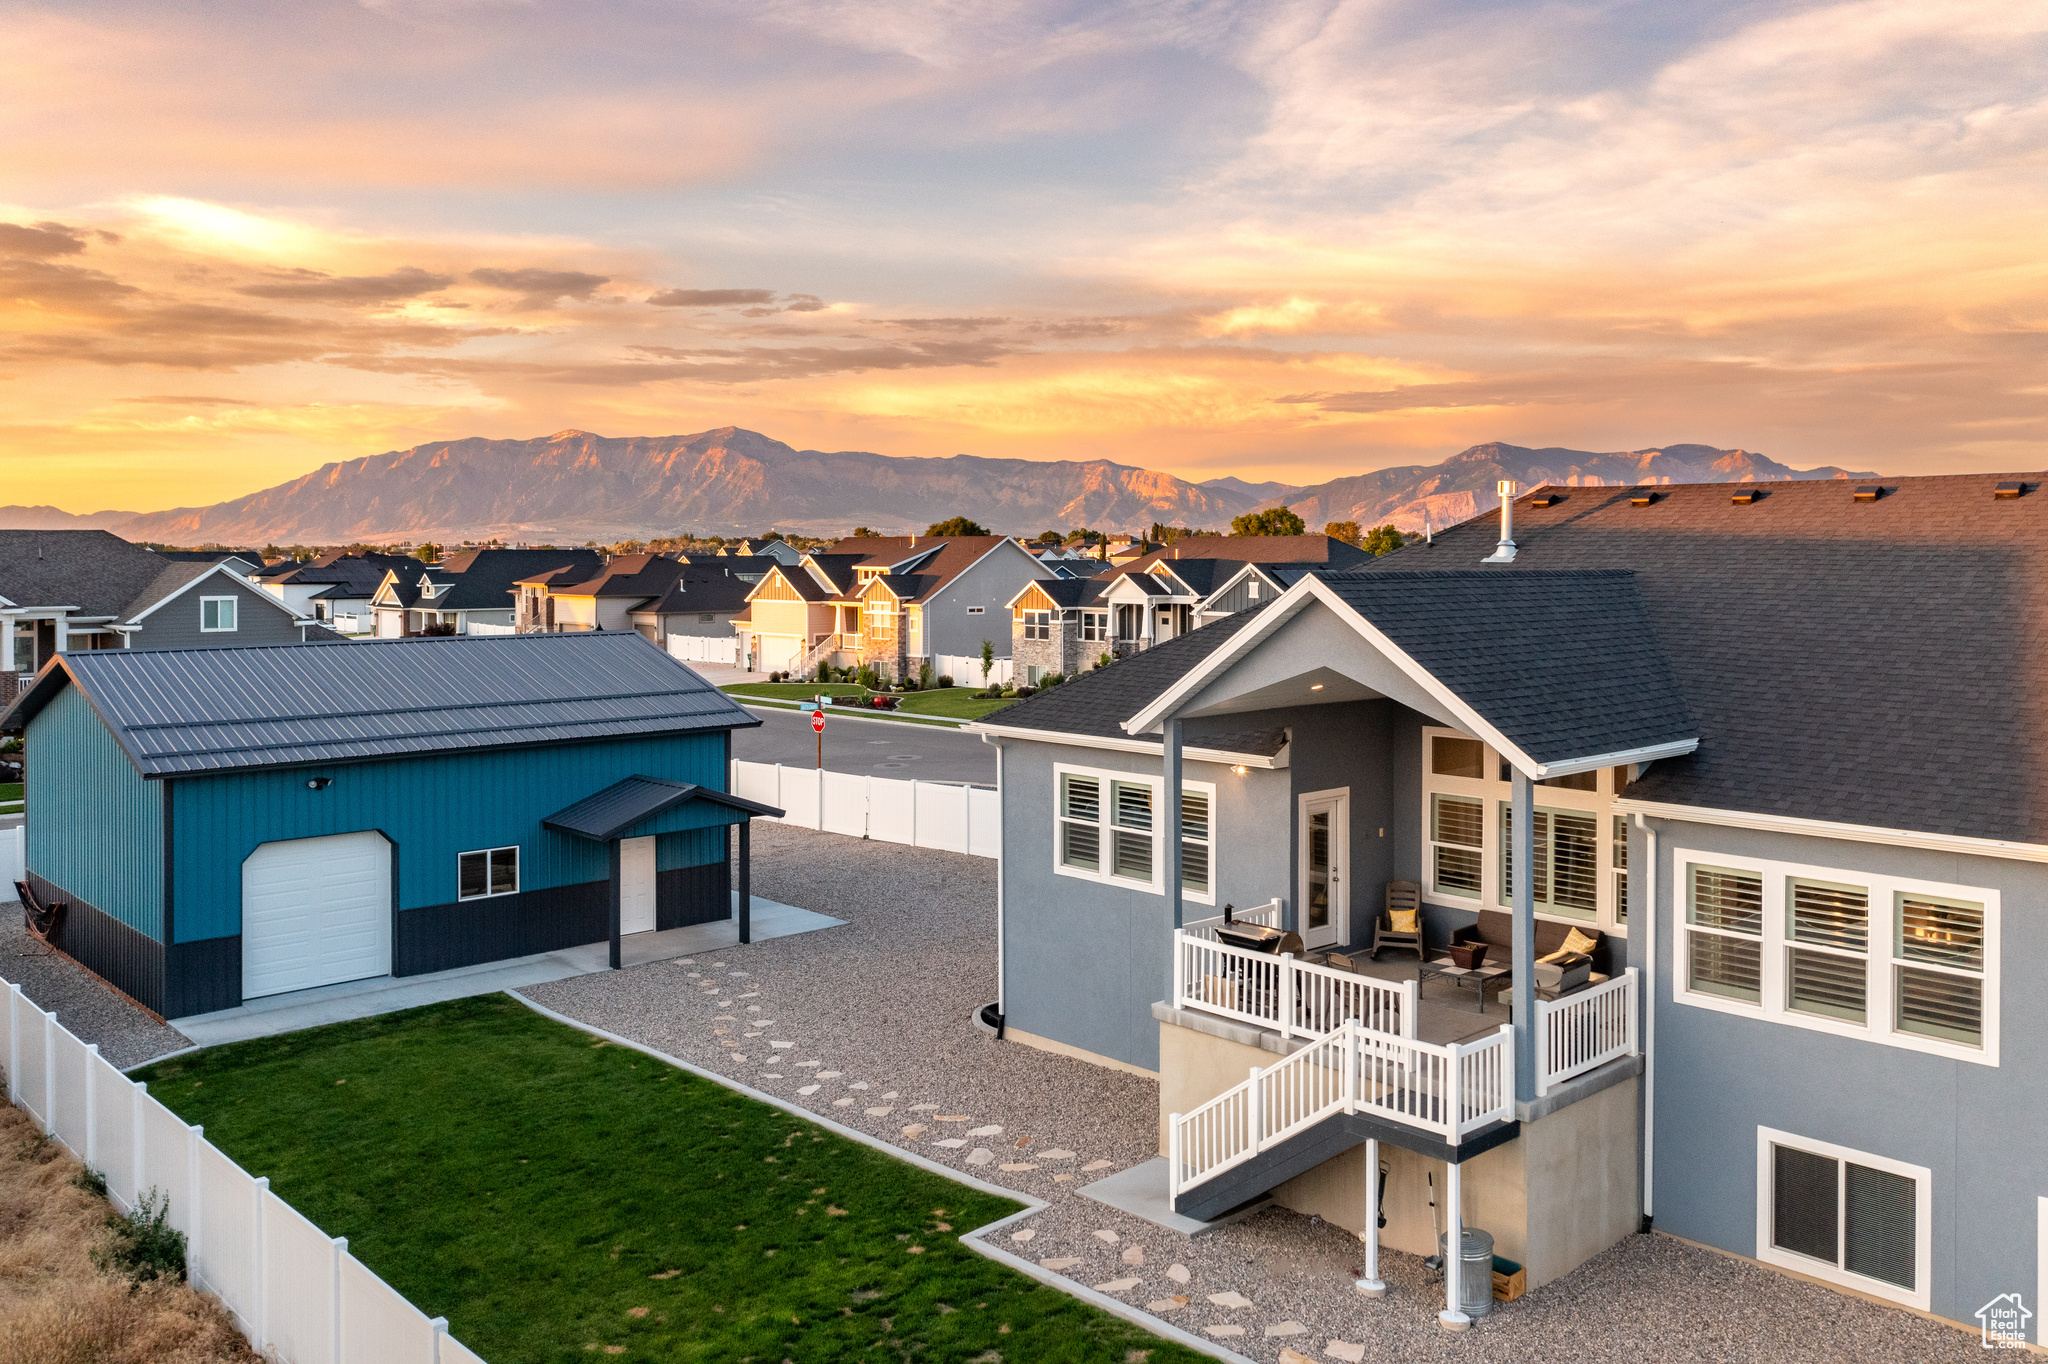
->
[[971, 473, 2048, 1335], [373, 547, 602, 637], [0, 632, 775, 1019]]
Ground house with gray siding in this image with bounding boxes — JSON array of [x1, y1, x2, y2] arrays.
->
[[1, 632, 776, 1020], [971, 473, 2048, 1337]]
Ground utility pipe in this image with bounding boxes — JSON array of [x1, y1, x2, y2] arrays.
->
[[1439, 1159, 1469, 1330]]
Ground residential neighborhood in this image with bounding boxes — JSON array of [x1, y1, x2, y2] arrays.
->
[[1, 480, 2035, 1363]]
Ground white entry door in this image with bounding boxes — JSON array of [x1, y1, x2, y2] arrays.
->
[[1298, 789, 1350, 950], [241, 831, 391, 1000], [620, 835, 657, 935]]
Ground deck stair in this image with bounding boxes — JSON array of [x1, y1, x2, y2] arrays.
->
[[1167, 1017, 1519, 1222]]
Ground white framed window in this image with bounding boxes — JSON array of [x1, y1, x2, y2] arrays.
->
[[200, 596, 238, 632], [1022, 609, 1050, 641], [1418, 727, 1630, 934], [1053, 762, 1215, 903], [1674, 849, 1998, 1065], [966, 605, 985, 615], [1247, 579, 1261, 600], [1756, 1127, 1929, 1310], [458, 846, 519, 900], [1080, 611, 1108, 642]]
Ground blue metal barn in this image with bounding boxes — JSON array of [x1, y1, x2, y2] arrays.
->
[[0, 632, 777, 1018]]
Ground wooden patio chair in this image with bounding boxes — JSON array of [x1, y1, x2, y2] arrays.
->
[[1370, 879, 1425, 961]]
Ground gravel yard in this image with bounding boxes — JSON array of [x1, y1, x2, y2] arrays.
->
[[0, 898, 191, 1070], [522, 823, 1983, 1364]]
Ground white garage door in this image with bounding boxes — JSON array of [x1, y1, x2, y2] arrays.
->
[[242, 831, 392, 999]]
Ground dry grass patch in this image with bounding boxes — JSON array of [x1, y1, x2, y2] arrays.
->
[[0, 1100, 258, 1364]]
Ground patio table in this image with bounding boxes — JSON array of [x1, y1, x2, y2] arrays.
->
[[1418, 956, 1511, 1013]]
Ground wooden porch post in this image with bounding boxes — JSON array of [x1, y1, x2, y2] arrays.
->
[[1163, 716, 1183, 930], [608, 838, 623, 970], [1511, 767, 1537, 1103], [738, 818, 752, 944]]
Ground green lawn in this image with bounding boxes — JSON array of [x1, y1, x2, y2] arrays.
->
[[0, 781, 19, 803], [722, 682, 1018, 724], [134, 996, 1198, 1364]]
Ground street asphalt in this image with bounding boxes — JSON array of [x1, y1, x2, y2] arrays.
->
[[730, 702, 997, 786]]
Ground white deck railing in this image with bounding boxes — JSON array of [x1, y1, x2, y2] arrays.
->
[[1172, 915, 1414, 1041], [2, 978, 487, 1363], [1168, 1019, 1515, 1199], [1536, 967, 1638, 1097]]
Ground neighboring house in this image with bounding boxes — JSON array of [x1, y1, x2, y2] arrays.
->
[[514, 553, 682, 634], [260, 551, 423, 634], [628, 567, 755, 650], [0, 533, 332, 709], [714, 538, 804, 568], [373, 547, 602, 637], [0, 632, 777, 1019], [1005, 537, 1368, 680], [152, 549, 265, 574], [971, 473, 2048, 1334], [735, 536, 1054, 681]]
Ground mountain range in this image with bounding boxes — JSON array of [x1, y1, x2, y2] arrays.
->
[[0, 430, 1872, 545]]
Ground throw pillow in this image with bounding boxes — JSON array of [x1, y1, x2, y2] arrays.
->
[[1388, 908, 1419, 934], [1561, 927, 1599, 958]]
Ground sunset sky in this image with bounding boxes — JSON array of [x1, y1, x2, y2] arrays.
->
[[4, 0, 2046, 513]]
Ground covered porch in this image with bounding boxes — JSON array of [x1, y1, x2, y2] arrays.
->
[[1132, 568, 1689, 1326], [543, 775, 786, 970]]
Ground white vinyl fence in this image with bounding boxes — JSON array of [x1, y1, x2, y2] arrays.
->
[[667, 633, 742, 667], [0, 825, 21, 885], [731, 759, 998, 859], [931, 653, 1013, 688], [463, 622, 516, 637], [1, 978, 486, 1364]]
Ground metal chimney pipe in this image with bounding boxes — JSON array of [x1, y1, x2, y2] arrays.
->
[[1483, 481, 1519, 563]]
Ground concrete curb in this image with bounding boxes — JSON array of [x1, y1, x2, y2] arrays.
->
[[506, 991, 1254, 1364], [739, 699, 975, 729]]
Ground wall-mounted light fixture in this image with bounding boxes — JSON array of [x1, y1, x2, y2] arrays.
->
[[1232, 764, 1248, 776], [1309, 682, 1324, 691], [306, 777, 332, 791]]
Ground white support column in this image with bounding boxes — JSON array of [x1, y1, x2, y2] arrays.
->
[[1511, 767, 1537, 1103], [1278, 952, 1296, 1039], [0, 616, 13, 675], [1247, 1066, 1264, 1155], [1163, 715, 1183, 929], [53, 614, 69, 655], [1439, 1159, 1470, 1330], [1356, 1135, 1386, 1296]]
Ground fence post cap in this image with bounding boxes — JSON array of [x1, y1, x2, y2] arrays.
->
[[256, 1175, 270, 1189]]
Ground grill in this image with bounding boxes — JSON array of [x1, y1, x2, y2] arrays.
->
[[1213, 921, 1306, 956]]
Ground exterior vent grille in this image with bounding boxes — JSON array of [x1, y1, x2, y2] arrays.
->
[[1994, 481, 2026, 499], [1852, 486, 1887, 502], [1525, 493, 1563, 508], [1628, 490, 1659, 507], [1730, 488, 1763, 505]]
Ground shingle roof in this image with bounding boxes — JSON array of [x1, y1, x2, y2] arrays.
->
[[640, 569, 755, 616], [0, 531, 170, 618], [979, 611, 1283, 755], [1024, 578, 1105, 609], [1368, 473, 2048, 841], [1124, 535, 1371, 568], [817, 536, 1032, 604], [0, 631, 757, 775], [117, 562, 308, 628], [276, 555, 421, 597], [542, 775, 781, 840], [1316, 570, 1694, 769], [424, 547, 604, 611]]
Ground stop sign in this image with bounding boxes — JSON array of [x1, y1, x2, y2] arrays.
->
[[811, 711, 826, 734]]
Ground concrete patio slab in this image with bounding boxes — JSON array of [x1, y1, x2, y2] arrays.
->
[[1081, 1157, 1271, 1237], [171, 894, 840, 1051]]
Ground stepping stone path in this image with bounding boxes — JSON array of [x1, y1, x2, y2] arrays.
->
[[819, 1071, 842, 1079], [1041, 1149, 1075, 1160], [1092, 1229, 1120, 1244], [833, 1097, 854, 1107], [849, 1082, 869, 1090], [935, 1139, 968, 1149], [1265, 1322, 1308, 1337], [901, 1124, 928, 1139], [881, 1091, 899, 1099], [1279, 1351, 1316, 1364], [1093, 1277, 1140, 1293], [936, 1115, 970, 1122], [796, 1060, 820, 1068], [1207, 1291, 1252, 1308], [1040, 1258, 1083, 1272], [998, 1163, 1037, 1172], [798, 1084, 821, 1095], [865, 1106, 893, 1117], [1081, 1160, 1114, 1171], [1166, 1265, 1191, 1285], [965, 1149, 995, 1166], [967, 1125, 1002, 1137], [746, 1004, 761, 1012], [729, 1053, 747, 1062], [760, 1072, 782, 1079], [1052, 1174, 1074, 1183], [1121, 1246, 1143, 1265], [1324, 1343, 1365, 1362], [1146, 1298, 1189, 1313], [1204, 1325, 1245, 1339], [1010, 1229, 1035, 1243], [771, 1041, 795, 1050], [911, 1103, 940, 1111]]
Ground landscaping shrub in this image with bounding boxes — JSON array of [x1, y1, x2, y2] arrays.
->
[[938, 675, 954, 688], [918, 660, 934, 689]]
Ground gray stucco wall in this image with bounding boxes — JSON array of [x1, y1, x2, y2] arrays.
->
[[131, 577, 305, 649], [996, 697, 1416, 1071], [1642, 816, 2046, 1325], [926, 547, 1050, 660]]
